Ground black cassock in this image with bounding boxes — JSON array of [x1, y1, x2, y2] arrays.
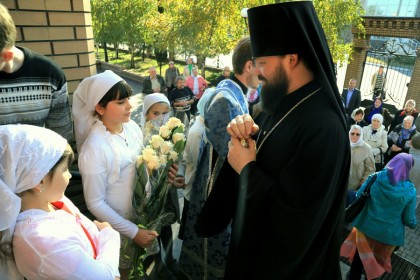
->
[[196, 80, 350, 279]]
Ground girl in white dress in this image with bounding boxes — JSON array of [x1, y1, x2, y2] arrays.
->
[[72, 70, 158, 280], [0, 124, 121, 280]]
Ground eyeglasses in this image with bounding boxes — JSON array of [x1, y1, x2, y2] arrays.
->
[[350, 133, 361, 136]]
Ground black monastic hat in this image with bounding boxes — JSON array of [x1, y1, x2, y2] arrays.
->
[[247, 1, 347, 128]]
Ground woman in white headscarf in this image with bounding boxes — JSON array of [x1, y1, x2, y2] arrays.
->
[[346, 125, 375, 206], [72, 70, 158, 280], [0, 125, 121, 280], [363, 113, 389, 171]]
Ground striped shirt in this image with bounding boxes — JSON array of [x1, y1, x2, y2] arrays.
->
[[168, 87, 195, 112], [0, 47, 73, 142]]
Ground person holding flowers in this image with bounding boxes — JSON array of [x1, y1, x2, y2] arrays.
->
[[72, 70, 158, 280], [138, 93, 183, 279]]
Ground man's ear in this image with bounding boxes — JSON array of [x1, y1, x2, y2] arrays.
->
[[245, 60, 253, 73], [1, 50, 13, 62], [287, 54, 299, 66]]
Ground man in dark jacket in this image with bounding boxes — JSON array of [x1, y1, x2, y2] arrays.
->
[[195, 2, 350, 279], [142, 66, 166, 94], [342, 78, 361, 117]]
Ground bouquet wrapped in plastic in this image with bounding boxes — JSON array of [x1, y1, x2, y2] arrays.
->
[[125, 117, 186, 279]]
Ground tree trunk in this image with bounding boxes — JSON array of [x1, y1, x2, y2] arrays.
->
[[197, 56, 206, 78], [103, 42, 108, 62], [169, 51, 175, 61], [114, 43, 119, 59], [129, 45, 135, 69], [142, 43, 146, 62]]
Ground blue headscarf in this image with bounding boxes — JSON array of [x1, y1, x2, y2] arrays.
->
[[367, 97, 383, 123]]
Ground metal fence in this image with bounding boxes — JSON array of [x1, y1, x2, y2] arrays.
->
[[360, 38, 417, 109]]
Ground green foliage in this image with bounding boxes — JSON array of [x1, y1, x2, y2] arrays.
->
[[312, 0, 365, 65], [206, 71, 222, 87], [92, 0, 365, 69]]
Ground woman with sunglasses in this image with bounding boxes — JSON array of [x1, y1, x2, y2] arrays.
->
[[346, 125, 375, 207]]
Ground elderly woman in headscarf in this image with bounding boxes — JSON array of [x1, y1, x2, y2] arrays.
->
[[349, 108, 368, 128], [386, 115, 417, 164], [389, 99, 418, 132], [364, 97, 393, 129], [346, 125, 375, 207], [363, 114, 389, 171], [0, 125, 121, 280], [72, 70, 158, 280], [341, 153, 417, 280]]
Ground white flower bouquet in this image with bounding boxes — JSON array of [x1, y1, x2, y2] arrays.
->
[[126, 117, 186, 278]]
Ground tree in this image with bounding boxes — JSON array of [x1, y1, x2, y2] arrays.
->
[[312, 0, 365, 65], [159, 0, 267, 77], [120, 0, 156, 69], [91, 0, 364, 70], [91, 0, 125, 62]]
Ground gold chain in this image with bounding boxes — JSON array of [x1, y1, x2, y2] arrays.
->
[[256, 87, 321, 154]]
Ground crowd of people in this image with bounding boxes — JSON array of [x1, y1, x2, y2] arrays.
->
[[1, 2, 418, 280]]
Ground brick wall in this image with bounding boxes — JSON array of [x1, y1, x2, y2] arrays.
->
[[347, 16, 420, 106], [3, 0, 96, 102]]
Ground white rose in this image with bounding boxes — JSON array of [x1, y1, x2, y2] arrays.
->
[[150, 135, 164, 149], [159, 154, 168, 166], [169, 151, 178, 161], [147, 155, 161, 171], [160, 141, 174, 154], [142, 146, 156, 162], [136, 156, 143, 167], [172, 133, 185, 144], [166, 117, 182, 130], [159, 125, 171, 139]]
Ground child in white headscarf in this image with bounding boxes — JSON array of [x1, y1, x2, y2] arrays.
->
[[72, 70, 158, 280], [0, 124, 121, 280], [140, 93, 171, 143]]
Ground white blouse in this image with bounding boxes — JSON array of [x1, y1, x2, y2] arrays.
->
[[79, 119, 143, 239], [13, 197, 120, 280]]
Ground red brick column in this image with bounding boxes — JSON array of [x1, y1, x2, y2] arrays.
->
[[406, 47, 420, 104], [344, 36, 371, 90]]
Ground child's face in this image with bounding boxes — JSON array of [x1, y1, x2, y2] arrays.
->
[[146, 103, 169, 121]]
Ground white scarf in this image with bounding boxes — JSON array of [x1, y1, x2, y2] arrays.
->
[[72, 70, 123, 152], [0, 124, 66, 249], [349, 125, 364, 148]]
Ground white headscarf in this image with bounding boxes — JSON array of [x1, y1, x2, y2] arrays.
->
[[140, 93, 171, 127], [371, 113, 383, 125], [0, 125, 67, 244], [349, 124, 364, 147], [72, 70, 123, 152], [142, 93, 170, 117]]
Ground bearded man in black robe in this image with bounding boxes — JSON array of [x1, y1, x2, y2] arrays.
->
[[195, 2, 350, 279]]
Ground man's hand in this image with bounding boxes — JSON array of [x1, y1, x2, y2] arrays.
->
[[167, 164, 179, 184], [227, 114, 259, 140], [228, 136, 257, 174], [172, 176, 186, 189]]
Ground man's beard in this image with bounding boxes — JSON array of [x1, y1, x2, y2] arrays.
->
[[260, 65, 289, 114]]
